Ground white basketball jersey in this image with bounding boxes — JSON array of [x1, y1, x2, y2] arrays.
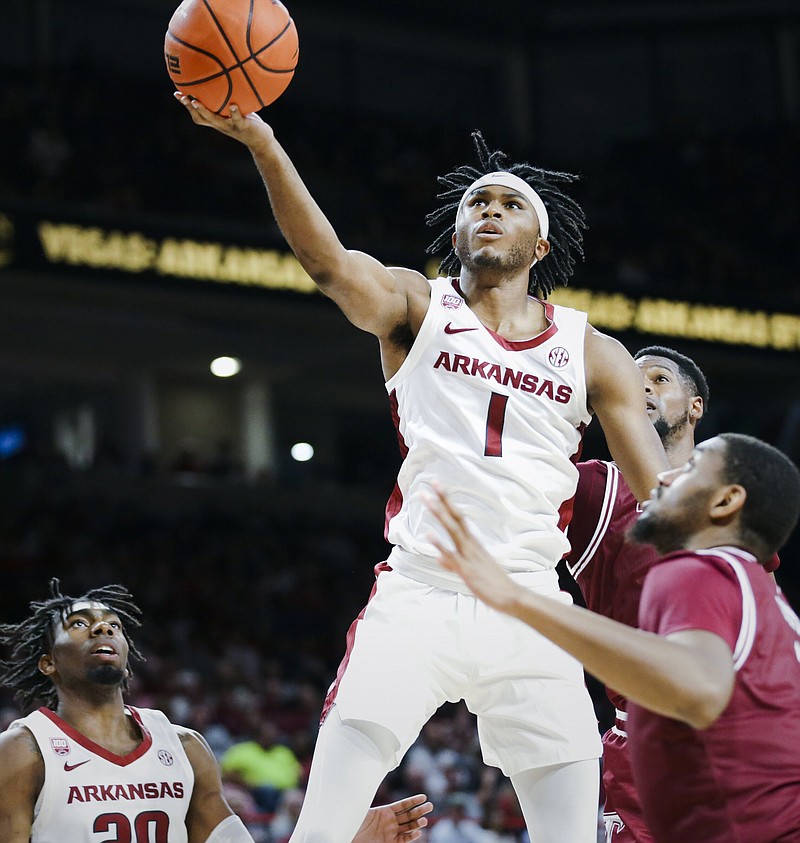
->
[[385, 277, 591, 586], [18, 705, 195, 843]]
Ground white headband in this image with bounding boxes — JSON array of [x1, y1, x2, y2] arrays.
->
[[458, 172, 550, 241]]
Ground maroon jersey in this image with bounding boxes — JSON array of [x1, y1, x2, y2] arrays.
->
[[565, 460, 657, 713], [629, 546, 800, 843], [565, 461, 660, 841], [565, 460, 781, 843]]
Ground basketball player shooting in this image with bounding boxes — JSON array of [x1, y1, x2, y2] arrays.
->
[[175, 97, 669, 843], [0, 580, 433, 843]]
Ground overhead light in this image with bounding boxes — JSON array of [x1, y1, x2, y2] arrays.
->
[[210, 356, 241, 378], [291, 442, 314, 462]]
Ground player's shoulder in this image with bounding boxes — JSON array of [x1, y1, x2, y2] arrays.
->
[[583, 322, 628, 351], [387, 266, 431, 294], [172, 722, 201, 742], [576, 458, 611, 481], [576, 459, 633, 500], [172, 723, 214, 756], [0, 721, 42, 768], [646, 548, 743, 590]]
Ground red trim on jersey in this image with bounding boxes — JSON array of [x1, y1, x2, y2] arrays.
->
[[320, 562, 392, 725], [38, 705, 153, 766], [450, 279, 559, 350], [557, 423, 586, 541], [384, 389, 408, 541]]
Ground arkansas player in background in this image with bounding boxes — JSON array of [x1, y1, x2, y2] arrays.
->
[[0, 581, 432, 843], [564, 346, 780, 843]]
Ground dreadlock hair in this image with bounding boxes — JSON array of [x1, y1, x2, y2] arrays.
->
[[0, 578, 144, 712], [425, 130, 587, 299], [634, 345, 710, 416]]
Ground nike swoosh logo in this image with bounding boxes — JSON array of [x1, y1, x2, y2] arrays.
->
[[444, 323, 479, 334], [64, 759, 91, 772]]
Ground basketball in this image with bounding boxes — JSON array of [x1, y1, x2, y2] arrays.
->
[[165, 0, 298, 116]]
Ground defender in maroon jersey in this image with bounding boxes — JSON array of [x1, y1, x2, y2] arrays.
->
[[428, 432, 800, 843], [565, 345, 707, 842], [565, 346, 778, 841]]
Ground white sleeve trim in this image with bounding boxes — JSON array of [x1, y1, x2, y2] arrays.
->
[[205, 814, 255, 843], [567, 462, 619, 580], [697, 548, 757, 671]]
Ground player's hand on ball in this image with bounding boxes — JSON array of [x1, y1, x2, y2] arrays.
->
[[174, 92, 273, 146], [426, 485, 521, 613]]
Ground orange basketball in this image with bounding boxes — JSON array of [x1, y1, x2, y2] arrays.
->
[[165, 0, 298, 116]]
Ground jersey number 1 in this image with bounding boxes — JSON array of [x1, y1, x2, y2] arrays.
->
[[485, 392, 509, 457]]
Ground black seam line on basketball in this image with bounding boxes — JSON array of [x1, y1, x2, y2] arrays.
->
[[200, 0, 260, 109], [167, 30, 227, 71], [246, 0, 263, 107], [167, 28, 232, 109], [249, 14, 293, 76], [174, 53, 294, 91]]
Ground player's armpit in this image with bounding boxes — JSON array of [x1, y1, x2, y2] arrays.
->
[[0, 726, 45, 843]]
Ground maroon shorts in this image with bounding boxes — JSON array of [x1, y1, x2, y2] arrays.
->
[[601, 727, 655, 843]]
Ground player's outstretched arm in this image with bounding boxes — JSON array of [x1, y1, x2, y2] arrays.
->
[[355, 794, 433, 843], [178, 728, 255, 843], [0, 726, 44, 843], [174, 95, 426, 338], [585, 327, 669, 501], [426, 487, 735, 730]]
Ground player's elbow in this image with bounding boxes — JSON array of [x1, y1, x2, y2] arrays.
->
[[675, 680, 733, 730], [289, 241, 348, 290]]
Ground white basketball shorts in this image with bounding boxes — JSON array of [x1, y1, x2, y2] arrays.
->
[[326, 565, 601, 775]]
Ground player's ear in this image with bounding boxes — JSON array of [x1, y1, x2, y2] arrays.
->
[[689, 396, 704, 421], [38, 653, 56, 677], [534, 237, 550, 261], [709, 484, 746, 522]]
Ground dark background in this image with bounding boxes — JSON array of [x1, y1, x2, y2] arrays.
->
[[0, 0, 799, 831]]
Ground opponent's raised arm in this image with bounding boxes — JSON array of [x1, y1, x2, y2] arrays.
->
[[175, 96, 426, 337], [585, 327, 669, 501]]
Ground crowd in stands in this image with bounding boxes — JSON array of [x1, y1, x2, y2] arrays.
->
[[2, 65, 799, 311]]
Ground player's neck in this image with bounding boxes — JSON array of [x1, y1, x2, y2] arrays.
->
[[683, 529, 751, 555], [459, 273, 546, 337], [54, 689, 135, 746], [664, 435, 696, 469]]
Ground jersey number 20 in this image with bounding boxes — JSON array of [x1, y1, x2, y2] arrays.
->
[[94, 810, 169, 843]]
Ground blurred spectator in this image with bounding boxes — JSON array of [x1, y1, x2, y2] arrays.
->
[[429, 793, 489, 843], [221, 719, 303, 812], [269, 788, 306, 843]]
